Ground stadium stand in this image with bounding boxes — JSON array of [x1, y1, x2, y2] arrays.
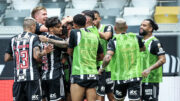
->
[[72, 0, 97, 9], [132, 0, 157, 10], [123, 7, 151, 27], [46, 8, 61, 18], [4, 9, 30, 26], [154, 6, 180, 24], [12, 0, 39, 10]]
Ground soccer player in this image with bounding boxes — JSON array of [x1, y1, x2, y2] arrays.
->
[[67, 14, 104, 101], [92, 10, 114, 101], [82, 10, 100, 38], [38, 17, 66, 101], [4, 17, 53, 101], [140, 19, 166, 101], [99, 18, 145, 101], [31, 6, 48, 35]]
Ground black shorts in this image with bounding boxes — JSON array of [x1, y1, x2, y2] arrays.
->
[[42, 76, 65, 101], [96, 72, 114, 96], [13, 79, 42, 101], [141, 83, 159, 101], [70, 75, 98, 88], [114, 81, 141, 100]]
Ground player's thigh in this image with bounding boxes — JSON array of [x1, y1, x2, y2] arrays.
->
[[70, 83, 85, 101], [107, 92, 115, 101], [86, 88, 97, 101]]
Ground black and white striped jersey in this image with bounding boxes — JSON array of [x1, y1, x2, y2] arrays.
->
[[6, 32, 41, 82], [42, 34, 65, 80]]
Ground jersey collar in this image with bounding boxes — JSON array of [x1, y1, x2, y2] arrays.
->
[[144, 35, 154, 43]]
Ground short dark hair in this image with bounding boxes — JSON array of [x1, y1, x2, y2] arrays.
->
[[73, 14, 86, 27], [92, 10, 100, 16], [45, 16, 61, 28], [82, 10, 95, 20], [145, 19, 159, 31], [82, 10, 91, 14]]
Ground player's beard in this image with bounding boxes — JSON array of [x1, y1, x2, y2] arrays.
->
[[139, 29, 148, 36]]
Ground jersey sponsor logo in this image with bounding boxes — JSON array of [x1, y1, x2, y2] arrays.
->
[[129, 90, 138, 96], [13, 44, 29, 50], [32, 94, 39, 100], [115, 90, 122, 96], [145, 89, 153, 95], [50, 93, 57, 99]]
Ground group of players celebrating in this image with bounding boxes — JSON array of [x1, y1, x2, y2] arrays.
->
[[4, 6, 166, 101]]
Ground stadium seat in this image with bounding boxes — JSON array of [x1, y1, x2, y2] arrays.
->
[[64, 8, 86, 17], [132, 0, 157, 10], [72, 0, 97, 9], [46, 8, 61, 18], [42, 0, 67, 8], [154, 6, 180, 24], [102, 0, 128, 9], [12, 0, 39, 10], [4, 10, 30, 26], [94, 8, 120, 17], [123, 7, 151, 26]]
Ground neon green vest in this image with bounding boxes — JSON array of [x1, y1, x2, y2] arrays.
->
[[110, 33, 142, 80], [87, 26, 100, 38], [72, 29, 99, 75], [141, 36, 162, 83], [97, 25, 111, 72]]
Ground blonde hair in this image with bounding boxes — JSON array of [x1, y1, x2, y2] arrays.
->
[[115, 18, 127, 31], [31, 6, 46, 18]]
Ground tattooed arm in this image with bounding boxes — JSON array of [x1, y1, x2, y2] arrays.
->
[[142, 55, 166, 77], [48, 38, 69, 48], [39, 35, 69, 48], [33, 45, 53, 61], [99, 51, 114, 74]]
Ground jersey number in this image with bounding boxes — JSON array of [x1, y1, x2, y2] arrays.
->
[[15, 50, 29, 69]]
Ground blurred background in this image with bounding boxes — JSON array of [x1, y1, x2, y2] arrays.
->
[[0, 0, 180, 101]]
